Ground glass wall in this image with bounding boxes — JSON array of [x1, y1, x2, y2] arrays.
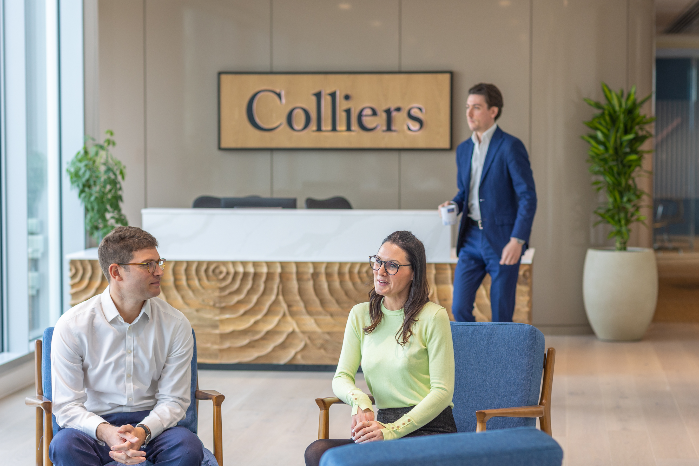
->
[[0, 1, 4, 352], [26, 0, 53, 339], [654, 56, 699, 252], [1, 0, 84, 355]]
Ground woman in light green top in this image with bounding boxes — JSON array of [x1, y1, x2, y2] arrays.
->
[[305, 231, 455, 466]]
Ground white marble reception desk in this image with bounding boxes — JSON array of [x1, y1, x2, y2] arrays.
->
[[141, 208, 454, 263]]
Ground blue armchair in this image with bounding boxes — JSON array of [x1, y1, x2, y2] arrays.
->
[[315, 322, 555, 438], [25, 328, 225, 466]]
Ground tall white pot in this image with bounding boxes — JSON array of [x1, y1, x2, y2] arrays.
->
[[583, 248, 658, 341]]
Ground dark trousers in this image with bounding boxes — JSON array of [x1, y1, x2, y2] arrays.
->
[[452, 227, 521, 322], [49, 410, 204, 466], [305, 406, 456, 466]]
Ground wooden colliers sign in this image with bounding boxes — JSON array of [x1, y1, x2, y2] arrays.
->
[[219, 72, 452, 150]]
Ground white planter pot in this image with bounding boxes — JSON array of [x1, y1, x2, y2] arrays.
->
[[583, 248, 658, 341]]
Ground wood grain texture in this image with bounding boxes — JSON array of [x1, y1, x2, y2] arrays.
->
[[70, 260, 532, 364]]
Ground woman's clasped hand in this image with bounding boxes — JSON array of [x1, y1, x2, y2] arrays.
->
[[351, 408, 384, 443]]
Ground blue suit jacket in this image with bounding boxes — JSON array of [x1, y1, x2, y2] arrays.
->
[[452, 126, 537, 256]]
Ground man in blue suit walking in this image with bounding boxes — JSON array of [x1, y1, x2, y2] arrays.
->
[[439, 83, 536, 322]]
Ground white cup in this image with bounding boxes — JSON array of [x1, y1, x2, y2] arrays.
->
[[440, 204, 458, 226]]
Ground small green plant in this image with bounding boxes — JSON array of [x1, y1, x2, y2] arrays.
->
[[582, 83, 655, 251], [67, 130, 128, 241]]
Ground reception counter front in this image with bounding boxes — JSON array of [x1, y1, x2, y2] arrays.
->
[[68, 209, 533, 366]]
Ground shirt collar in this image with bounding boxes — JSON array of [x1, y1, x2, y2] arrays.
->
[[100, 285, 152, 323], [471, 122, 498, 146]]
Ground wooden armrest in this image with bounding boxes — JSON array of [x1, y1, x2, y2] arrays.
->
[[315, 395, 376, 411], [315, 397, 342, 410], [27, 395, 54, 466], [25, 395, 52, 411], [315, 395, 376, 439], [476, 406, 545, 432], [195, 389, 225, 406], [196, 390, 225, 465]]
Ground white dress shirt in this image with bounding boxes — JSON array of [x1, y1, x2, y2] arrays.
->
[[467, 123, 498, 221], [51, 286, 193, 440]]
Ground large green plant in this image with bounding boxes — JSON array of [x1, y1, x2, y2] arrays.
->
[[581, 83, 654, 251], [67, 130, 128, 241]]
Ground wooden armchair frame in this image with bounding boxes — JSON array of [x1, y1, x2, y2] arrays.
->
[[314, 395, 376, 440], [314, 347, 555, 440], [475, 347, 555, 435], [25, 339, 226, 466]]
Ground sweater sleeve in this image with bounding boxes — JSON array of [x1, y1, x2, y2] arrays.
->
[[332, 306, 374, 415], [380, 308, 455, 440]]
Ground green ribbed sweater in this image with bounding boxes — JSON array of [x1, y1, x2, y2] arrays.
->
[[332, 300, 455, 440]]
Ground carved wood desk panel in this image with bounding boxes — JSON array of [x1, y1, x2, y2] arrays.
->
[[70, 260, 532, 365]]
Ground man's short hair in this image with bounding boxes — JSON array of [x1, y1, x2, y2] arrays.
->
[[98, 226, 158, 281], [468, 83, 504, 121]]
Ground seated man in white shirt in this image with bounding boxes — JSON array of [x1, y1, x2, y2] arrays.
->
[[49, 226, 203, 466]]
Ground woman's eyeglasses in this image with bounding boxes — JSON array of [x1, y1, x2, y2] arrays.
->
[[369, 255, 411, 275]]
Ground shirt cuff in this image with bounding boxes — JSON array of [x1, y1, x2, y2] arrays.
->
[[139, 414, 165, 439], [85, 415, 109, 441]]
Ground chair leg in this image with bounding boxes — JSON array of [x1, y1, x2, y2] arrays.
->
[[539, 348, 555, 436], [213, 404, 223, 466], [318, 407, 330, 440], [36, 408, 43, 466], [43, 410, 53, 466], [539, 402, 553, 436], [475, 412, 488, 433]]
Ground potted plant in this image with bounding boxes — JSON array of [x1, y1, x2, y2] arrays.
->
[[581, 83, 658, 341], [67, 130, 128, 244]]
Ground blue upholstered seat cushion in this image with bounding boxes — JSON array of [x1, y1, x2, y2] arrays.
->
[[319, 427, 563, 466], [42, 327, 61, 434], [177, 330, 199, 435], [450, 322, 545, 432]]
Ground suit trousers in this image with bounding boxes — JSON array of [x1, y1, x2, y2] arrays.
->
[[49, 410, 204, 466], [452, 226, 520, 322]]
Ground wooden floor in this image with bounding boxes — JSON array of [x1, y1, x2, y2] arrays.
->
[[654, 252, 699, 323], [2, 322, 699, 465]]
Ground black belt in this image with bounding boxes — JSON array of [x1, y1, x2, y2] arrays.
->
[[467, 217, 483, 229]]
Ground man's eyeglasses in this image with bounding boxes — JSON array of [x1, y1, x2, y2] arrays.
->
[[117, 259, 167, 274], [369, 255, 411, 275]]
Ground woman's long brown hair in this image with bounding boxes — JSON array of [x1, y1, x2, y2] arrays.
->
[[363, 231, 430, 346]]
